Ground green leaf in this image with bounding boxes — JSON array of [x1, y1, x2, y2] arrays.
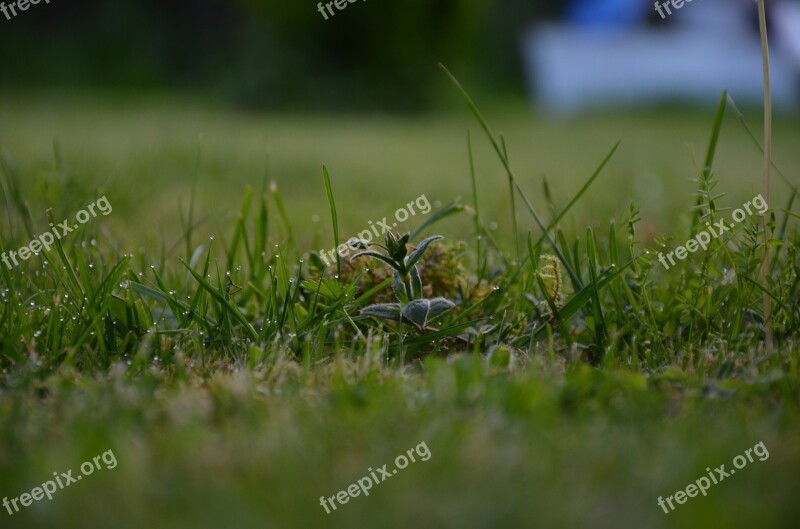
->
[[360, 303, 402, 322], [299, 279, 354, 300], [401, 297, 455, 328], [351, 250, 401, 271], [322, 165, 341, 277], [410, 265, 422, 300], [401, 300, 430, 328], [387, 232, 411, 263], [405, 235, 443, 268], [428, 297, 456, 318], [392, 271, 409, 303]]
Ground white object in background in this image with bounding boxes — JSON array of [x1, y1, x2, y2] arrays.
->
[[774, 2, 800, 69], [522, 24, 798, 114], [678, 0, 751, 32]]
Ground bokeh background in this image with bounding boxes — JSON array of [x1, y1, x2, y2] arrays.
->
[[0, 0, 554, 110], [1, 0, 799, 250]]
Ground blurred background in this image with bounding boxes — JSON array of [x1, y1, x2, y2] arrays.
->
[[0, 0, 549, 111], [1, 0, 798, 111], [0, 0, 799, 249]]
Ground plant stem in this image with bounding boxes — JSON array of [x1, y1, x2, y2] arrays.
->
[[403, 275, 415, 301], [756, 0, 773, 351]]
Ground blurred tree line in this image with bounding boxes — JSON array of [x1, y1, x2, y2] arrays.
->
[[0, 0, 560, 111]]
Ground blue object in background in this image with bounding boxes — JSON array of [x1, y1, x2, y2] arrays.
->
[[568, 0, 650, 29]]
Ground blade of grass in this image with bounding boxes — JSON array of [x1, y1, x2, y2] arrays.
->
[[439, 63, 582, 289], [322, 165, 341, 278], [181, 259, 258, 341], [757, 0, 773, 350]]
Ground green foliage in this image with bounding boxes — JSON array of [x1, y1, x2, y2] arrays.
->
[[352, 232, 456, 330], [0, 80, 798, 373]]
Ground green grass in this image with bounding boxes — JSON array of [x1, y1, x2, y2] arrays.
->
[[1, 88, 799, 528], [1, 92, 798, 245]]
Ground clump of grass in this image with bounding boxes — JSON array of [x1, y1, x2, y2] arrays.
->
[[0, 71, 797, 377]]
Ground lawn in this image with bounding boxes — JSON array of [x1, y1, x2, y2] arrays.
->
[[0, 91, 799, 529]]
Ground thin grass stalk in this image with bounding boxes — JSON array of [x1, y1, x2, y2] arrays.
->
[[756, 0, 773, 350]]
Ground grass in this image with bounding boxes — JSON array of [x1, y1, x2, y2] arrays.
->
[[0, 81, 799, 528]]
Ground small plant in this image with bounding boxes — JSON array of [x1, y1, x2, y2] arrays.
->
[[352, 232, 455, 329]]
